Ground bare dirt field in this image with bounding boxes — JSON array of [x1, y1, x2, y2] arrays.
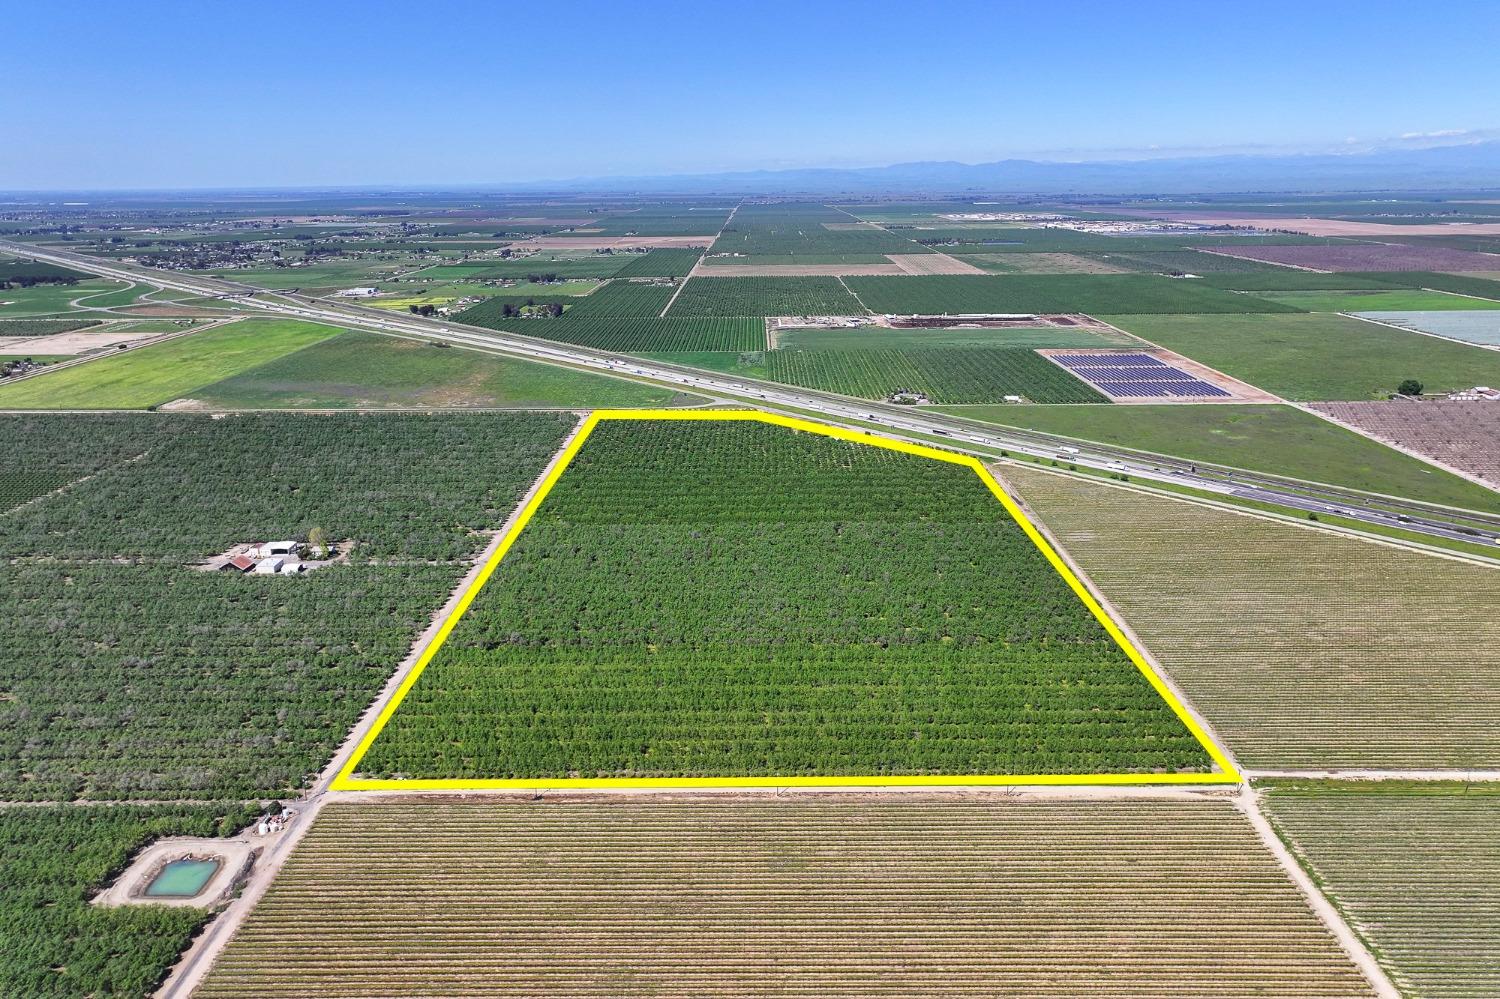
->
[[2, 321, 197, 354], [1310, 399, 1500, 485], [888, 252, 987, 275], [522, 235, 715, 250]]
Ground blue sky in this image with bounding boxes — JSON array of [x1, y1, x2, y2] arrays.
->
[[7, 0, 1499, 189]]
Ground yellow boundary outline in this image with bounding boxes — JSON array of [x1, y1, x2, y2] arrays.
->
[[333, 409, 1240, 790]]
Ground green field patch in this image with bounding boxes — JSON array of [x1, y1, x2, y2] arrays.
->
[[845, 275, 1303, 315], [1251, 289, 1500, 312], [0, 319, 340, 409], [558, 280, 677, 318], [204, 260, 410, 290], [460, 315, 763, 352], [1197, 272, 1408, 292], [610, 248, 703, 278], [0, 805, 259, 997], [1351, 270, 1500, 301], [0, 413, 576, 799], [777, 324, 1134, 350], [368, 281, 599, 310], [1110, 312, 1500, 400], [0, 317, 101, 336], [355, 418, 1212, 781], [932, 402, 1500, 512], [0, 278, 124, 317], [409, 256, 630, 280], [765, 347, 1105, 404], [191, 331, 693, 409], [668, 276, 867, 317]]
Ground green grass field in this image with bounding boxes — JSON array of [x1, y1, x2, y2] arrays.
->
[[933, 402, 1500, 512], [1109, 313, 1500, 400], [205, 260, 413, 290], [0, 278, 124, 317], [407, 257, 629, 280], [1251, 289, 1500, 312], [191, 331, 694, 409], [0, 319, 340, 409], [1198, 272, 1406, 292]]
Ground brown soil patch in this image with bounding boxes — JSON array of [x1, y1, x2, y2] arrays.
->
[[887, 253, 986, 275], [8, 323, 194, 354], [113, 304, 229, 318]]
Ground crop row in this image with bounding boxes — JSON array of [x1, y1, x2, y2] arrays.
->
[[553, 279, 677, 318], [1, 412, 575, 562], [1007, 465, 1500, 768], [666, 276, 867, 316], [461, 316, 763, 353], [765, 346, 1107, 404], [610, 248, 703, 278], [1263, 785, 1500, 999], [198, 798, 1373, 998], [358, 420, 1209, 780], [0, 413, 574, 799], [844, 274, 1303, 315]]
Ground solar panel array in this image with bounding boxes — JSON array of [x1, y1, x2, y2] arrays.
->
[[1050, 352, 1231, 399]]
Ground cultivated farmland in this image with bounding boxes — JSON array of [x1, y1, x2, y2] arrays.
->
[[1264, 784, 1500, 999], [0, 319, 341, 409], [611, 247, 703, 277], [197, 797, 1373, 999], [932, 402, 1500, 511], [554, 279, 677, 317], [1310, 399, 1500, 485], [463, 315, 764, 352], [0, 412, 573, 800], [1006, 466, 1500, 768], [356, 418, 1213, 781], [1, 804, 258, 997], [766, 346, 1107, 403], [187, 331, 690, 409], [1207, 242, 1500, 272], [667, 276, 867, 316], [845, 274, 1303, 315], [1109, 312, 1500, 400]]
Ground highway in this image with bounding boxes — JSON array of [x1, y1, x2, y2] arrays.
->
[[7, 237, 1499, 551]]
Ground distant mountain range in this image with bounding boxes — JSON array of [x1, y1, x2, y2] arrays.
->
[[524, 141, 1500, 196]]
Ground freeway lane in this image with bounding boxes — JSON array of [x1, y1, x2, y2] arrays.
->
[[5, 238, 1498, 550]]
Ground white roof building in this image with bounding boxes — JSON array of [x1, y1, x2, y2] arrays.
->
[[253, 557, 285, 574]]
